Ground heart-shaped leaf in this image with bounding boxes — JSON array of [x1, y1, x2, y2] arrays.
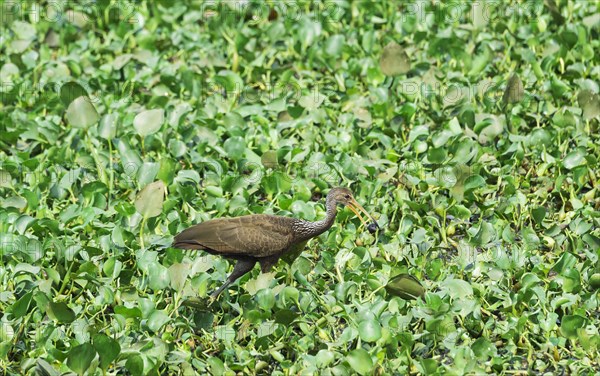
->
[[223, 136, 246, 160], [563, 148, 587, 170], [577, 90, 600, 120], [443, 278, 473, 299], [66, 96, 99, 128], [560, 315, 586, 339], [261, 150, 278, 169], [358, 319, 382, 342], [133, 109, 164, 136], [135, 181, 165, 218], [315, 349, 335, 368], [589, 273, 600, 290], [66, 343, 96, 375], [502, 74, 524, 105], [10, 291, 33, 318], [60, 82, 89, 106], [379, 42, 410, 76], [36, 359, 60, 376], [246, 272, 275, 295], [48, 301, 76, 323], [532, 207, 546, 225], [99, 113, 118, 139], [274, 309, 299, 325], [346, 348, 373, 375], [147, 261, 170, 291], [93, 334, 121, 371], [385, 274, 425, 299], [125, 354, 144, 376], [114, 306, 143, 318], [147, 310, 171, 333], [168, 263, 189, 291]]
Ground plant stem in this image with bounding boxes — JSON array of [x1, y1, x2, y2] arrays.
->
[[140, 216, 147, 249]]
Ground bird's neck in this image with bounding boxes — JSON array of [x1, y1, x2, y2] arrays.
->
[[315, 196, 337, 232], [293, 196, 337, 241]]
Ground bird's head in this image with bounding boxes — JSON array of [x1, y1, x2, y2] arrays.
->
[[328, 187, 379, 230]]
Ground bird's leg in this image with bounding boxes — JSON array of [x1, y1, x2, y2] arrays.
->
[[211, 259, 256, 298], [259, 255, 280, 273]]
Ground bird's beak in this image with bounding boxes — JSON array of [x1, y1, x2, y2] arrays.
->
[[347, 199, 378, 229]]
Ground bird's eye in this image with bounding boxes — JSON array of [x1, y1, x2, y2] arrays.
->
[[344, 194, 350, 199]]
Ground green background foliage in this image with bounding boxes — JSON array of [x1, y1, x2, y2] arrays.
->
[[0, 0, 599, 374]]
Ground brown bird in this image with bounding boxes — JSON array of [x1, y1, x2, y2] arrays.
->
[[172, 187, 378, 298]]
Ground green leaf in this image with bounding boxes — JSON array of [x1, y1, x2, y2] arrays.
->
[[582, 234, 600, 251], [168, 263, 189, 291], [473, 222, 496, 246], [133, 109, 164, 136], [471, 337, 495, 359], [443, 279, 473, 299], [563, 149, 587, 170], [324, 34, 345, 57], [315, 349, 335, 368], [60, 82, 89, 106], [125, 354, 145, 376], [531, 207, 546, 225], [464, 175, 485, 192], [48, 301, 76, 323], [0, 323, 14, 343], [256, 289, 276, 311], [137, 162, 160, 187], [147, 261, 170, 291], [66, 343, 96, 375], [346, 348, 373, 375], [589, 273, 600, 290], [223, 136, 246, 160], [65, 96, 99, 128], [207, 357, 225, 375], [0, 169, 12, 188], [502, 74, 524, 105], [569, 218, 592, 235], [563, 268, 581, 293], [205, 186, 223, 197], [274, 309, 299, 326], [214, 326, 235, 342], [147, 310, 171, 333], [114, 306, 143, 318], [12, 21, 36, 39], [116, 138, 143, 169], [385, 274, 425, 300], [134, 181, 165, 218], [99, 113, 118, 139], [157, 157, 176, 184], [551, 253, 577, 275], [214, 70, 243, 93], [379, 42, 410, 76], [246, 272, 275, 295], [577, 90, 600, 120], [287, 106, 304, 118], [528, 128, 551, 148], [560, 315, 586, 339], [427, 147, 446, 164], [261, 150, 278, 169], [10, 291, 33, 318], [358, 319, 382, 342], [257, 321, 277, 338], [35, 359, 60, 376], [93, 334, 120, 371]]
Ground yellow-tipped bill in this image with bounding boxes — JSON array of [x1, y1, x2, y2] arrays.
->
[[346, 199, 379, 230]]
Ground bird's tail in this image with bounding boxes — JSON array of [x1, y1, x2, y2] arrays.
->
[[172, 239, 205, 250]]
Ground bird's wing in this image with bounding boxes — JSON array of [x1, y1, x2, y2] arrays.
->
[[172, 215, 296, 258]]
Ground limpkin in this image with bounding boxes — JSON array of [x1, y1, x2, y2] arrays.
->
[[172, 187, 378, 298]]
